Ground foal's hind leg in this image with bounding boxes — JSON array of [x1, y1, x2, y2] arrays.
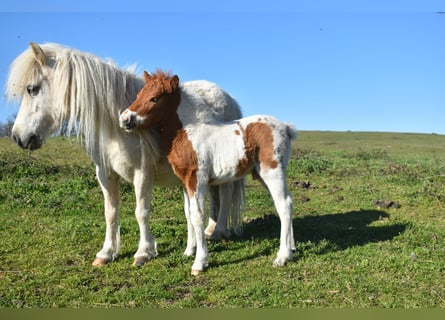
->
[[258, 168, 295, 266]]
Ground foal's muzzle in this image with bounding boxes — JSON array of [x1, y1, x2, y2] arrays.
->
[[119, 110, 137, 131]]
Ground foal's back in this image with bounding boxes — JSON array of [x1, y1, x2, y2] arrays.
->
[[182, 115, 296, 185]]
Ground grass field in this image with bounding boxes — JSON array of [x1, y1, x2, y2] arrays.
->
[[0, 131, 444, 307]]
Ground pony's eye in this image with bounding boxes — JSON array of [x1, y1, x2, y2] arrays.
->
[[150, 97, 159, 103], [26, 85, 41, 97]]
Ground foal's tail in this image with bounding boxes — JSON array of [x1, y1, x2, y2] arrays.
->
[[229, 178, 246, 236]]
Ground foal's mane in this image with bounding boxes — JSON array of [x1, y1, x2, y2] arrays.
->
[[146, 70, 178, 94], [6, 43, 159, 167]]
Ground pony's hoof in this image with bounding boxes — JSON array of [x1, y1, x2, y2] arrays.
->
[[184, 248, 196, 257], [132, 256, 150, 266], [207, 229, 231, 241], [132, 258, 148, 267], [273, 255, 293, 267], [191, 269, 202, 276], [92, 257, 109, 266], [204, 221, 217, 238], [273, 259, 286, 267]]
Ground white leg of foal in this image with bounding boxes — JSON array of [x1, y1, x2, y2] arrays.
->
[[93, 166, 120, 266], [189, 190, 209, 275], [261, 170, 294, 266], [183, 188, 196, 256], [132, 170, 157, 266]]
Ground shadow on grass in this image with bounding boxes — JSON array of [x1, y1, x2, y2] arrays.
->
[[209, 210, 407, 267]]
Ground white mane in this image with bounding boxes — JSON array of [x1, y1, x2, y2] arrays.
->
[[6, 43, 159, 167]]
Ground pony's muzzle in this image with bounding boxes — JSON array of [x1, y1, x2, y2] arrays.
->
[[119, 110, 137, 131], [12, 132, 42, 150]]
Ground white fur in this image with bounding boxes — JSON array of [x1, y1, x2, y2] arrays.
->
[[7, 43, 244, 265]]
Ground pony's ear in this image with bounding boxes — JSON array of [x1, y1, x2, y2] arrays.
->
[[170, 75, 179, 91], [30, 42, 46, 66], [143, 71, 152, 83]]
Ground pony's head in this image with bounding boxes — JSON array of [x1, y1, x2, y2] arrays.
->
[[119, 70, 180, 132], [7, 42, 61, 150]]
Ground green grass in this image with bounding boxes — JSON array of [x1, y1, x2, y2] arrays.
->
[[1, 131, 445, 307]]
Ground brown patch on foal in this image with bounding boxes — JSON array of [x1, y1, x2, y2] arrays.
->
[[168, 129, 199, 197], [235, 121, 277, 178]]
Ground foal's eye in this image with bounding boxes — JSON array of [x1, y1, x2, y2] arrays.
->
[[150, 97, 159, 103], [26, 85, 41, 97]]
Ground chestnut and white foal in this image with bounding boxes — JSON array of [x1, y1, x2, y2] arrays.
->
[[120, 71, 297, 275]]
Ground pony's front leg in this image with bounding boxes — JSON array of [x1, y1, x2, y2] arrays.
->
[[133, 170, 157, 266], [183, 187, 196, 256], [189, 188, 209, 275], [93, 166, 120, 266]]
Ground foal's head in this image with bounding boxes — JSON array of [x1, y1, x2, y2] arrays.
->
[[119, 70, 180, 131]]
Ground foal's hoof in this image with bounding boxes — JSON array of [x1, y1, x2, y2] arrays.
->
[[92, 257, 109, 266], [132, 256, 150, 266]]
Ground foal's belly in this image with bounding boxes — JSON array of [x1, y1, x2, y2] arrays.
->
[[207, 158, 251, 186]]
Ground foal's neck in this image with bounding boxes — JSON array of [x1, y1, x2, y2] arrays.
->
[[157, 94, 182, 154]]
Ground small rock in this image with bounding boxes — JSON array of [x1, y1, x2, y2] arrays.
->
[[292, 181, 312, 189], [372, 200, 401, 209]]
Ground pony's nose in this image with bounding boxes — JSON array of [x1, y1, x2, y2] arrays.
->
[[11, 133, 42, 150], [119, 110, 136, 131], [12, 133, 23, 148]]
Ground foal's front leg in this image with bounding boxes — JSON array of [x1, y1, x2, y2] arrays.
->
[[93, 166, 120, 266], [188, 188, 209, 275], [183, 188, 196, 256], [132, 169, 158, 266]]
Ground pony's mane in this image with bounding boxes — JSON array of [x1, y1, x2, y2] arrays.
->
[[6, 43, 159, 167]]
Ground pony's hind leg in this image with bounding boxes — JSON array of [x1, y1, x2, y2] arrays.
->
[[207, 183, 233, 240], [204, 186, 219, 238], [93, 166, 121, 266], [132, 169, 158, 266], [258, 168, 295, 266]]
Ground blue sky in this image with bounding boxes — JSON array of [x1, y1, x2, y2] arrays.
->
[[1, 1, 444, 134]]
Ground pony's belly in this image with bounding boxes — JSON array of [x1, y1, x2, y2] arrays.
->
[[154, 158, 181, 187]]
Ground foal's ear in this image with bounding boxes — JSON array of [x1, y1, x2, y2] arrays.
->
[[143, 71, 152, 83], [170, 75, 179, 91], [30, 42, 46, 66]]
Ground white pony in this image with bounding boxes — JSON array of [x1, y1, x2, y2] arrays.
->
[[120, 71, 296, 274], [6, 42, 244, 266]]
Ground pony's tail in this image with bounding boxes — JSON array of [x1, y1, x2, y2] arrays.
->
[[229, 177, 246, 236], [286, 123, 297, 141]]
